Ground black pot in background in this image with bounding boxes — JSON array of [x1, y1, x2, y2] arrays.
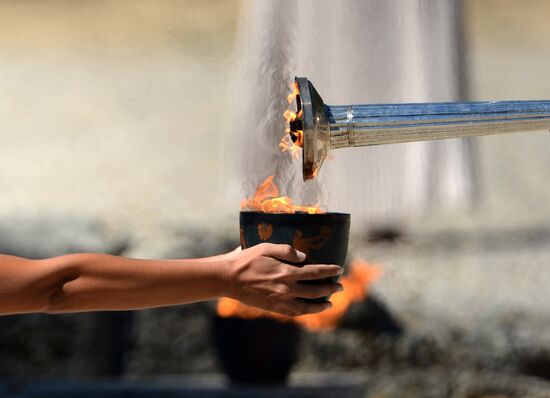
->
[[240, 211, 351, 302], [211, 316, 300, 385]]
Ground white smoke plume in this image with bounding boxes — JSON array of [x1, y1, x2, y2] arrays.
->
[[229, 0, 473, 226], [228, 0, 327, 210]]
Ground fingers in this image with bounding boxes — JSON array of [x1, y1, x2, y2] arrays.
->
[[259, 243, 306, 263], [290, 282, 343, 299], [273, 307, 296, 317], [284, 299, 332, 316], [288, 264, 342, 281], [262, 297, 333, 317]]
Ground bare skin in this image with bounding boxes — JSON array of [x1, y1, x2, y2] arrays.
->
[[0, 243, 343, 317]]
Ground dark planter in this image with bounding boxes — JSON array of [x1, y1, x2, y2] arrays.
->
[[240, 211, 351, 302], [211, 316, 300, 385]]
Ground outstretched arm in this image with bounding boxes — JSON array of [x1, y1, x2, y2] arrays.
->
[[0, 244, 342, 317]]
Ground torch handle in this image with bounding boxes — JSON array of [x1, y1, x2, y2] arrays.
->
[[327, 100, 550, 148]]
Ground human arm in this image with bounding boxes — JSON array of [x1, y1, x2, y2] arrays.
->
[[0, 244, 342, 317]]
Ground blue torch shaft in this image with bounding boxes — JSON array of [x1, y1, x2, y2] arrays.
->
[[326, 100, 550, 148]]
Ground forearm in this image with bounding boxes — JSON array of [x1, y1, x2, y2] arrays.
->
[[0, 253, 229, 315], [47, 253, 230, 313], [0, 243, 342, 317]]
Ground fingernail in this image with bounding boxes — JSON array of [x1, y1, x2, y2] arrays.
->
[[337, 267, 344, 274], [296, 251, 306, 261], [337, 285, 344, 292]]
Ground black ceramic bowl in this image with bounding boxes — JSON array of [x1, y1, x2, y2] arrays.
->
[[211, 316, 300, 385], [239, 211, 351, 302]]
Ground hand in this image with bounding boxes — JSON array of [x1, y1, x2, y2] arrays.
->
[[200, 246, 242, 263], [223, 243, 343, 317]]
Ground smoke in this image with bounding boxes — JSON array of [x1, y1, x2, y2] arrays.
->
[[230, 0, 472, 225], [229, 0, 327, 209]]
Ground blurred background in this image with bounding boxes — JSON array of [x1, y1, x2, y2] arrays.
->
[[1, 0, 550, 397]]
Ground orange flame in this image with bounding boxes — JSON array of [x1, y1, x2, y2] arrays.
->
[[287, 81, 300, 104], [241, 175, 323, 214], [217, 259, 382, 332], [283, 109, 297, 123], [280, 84, 304, 158], [279, 133, 301, 159]]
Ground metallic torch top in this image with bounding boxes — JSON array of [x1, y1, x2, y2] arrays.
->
[[289, 77, 550, 181]]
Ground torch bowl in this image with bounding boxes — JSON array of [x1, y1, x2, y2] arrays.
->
[[239, 211, 351, 302]]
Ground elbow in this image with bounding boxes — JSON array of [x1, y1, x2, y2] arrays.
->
[[42, 275, 79, 314], [0, 255, 83, 315], [36, 256, 82, 314]]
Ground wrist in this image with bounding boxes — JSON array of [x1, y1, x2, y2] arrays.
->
[[221, 257, 238, 299], [204, 258, 235, 299]]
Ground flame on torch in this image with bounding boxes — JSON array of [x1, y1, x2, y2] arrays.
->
[[280, 82, 304, 159]]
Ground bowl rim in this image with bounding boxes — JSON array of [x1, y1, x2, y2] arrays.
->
[[239, 211, 350, 217]]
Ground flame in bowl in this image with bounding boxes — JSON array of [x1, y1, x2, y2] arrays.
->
[[240, 175, 323, 214]]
